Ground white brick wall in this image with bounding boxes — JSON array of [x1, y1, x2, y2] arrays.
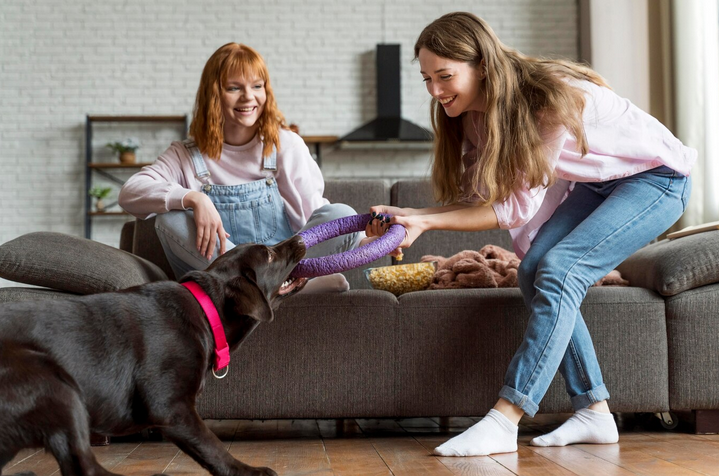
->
[[0, 0, 577, 265]]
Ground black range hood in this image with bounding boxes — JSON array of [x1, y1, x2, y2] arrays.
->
[[339, 44, 432, 146]]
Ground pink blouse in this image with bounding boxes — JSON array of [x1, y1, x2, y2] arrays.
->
[[461, 79, 697, 258]]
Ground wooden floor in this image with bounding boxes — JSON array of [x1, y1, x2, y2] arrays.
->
[[6, 413, 719, 476]]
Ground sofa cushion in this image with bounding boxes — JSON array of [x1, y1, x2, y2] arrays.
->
[[617, 230, 719, 296], [0, 232, 168, 295], [197, 290, 400, 419], [396, 286, 669, 415]]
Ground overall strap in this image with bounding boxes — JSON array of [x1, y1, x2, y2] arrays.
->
[[182, 139, 211, 184], [263, 144, 278, 171]]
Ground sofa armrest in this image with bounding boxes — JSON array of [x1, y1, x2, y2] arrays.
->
[[120, 220, 135, 252], [130, 217, 176, 280], [617, 230, 719, 296]]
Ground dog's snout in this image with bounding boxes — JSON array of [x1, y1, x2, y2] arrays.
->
[[287, 235, 306, 259], [293, 239, 306, 260], [273, 236, 306, 262], [295, 237, 306, 256]]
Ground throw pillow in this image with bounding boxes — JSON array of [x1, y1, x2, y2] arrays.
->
[[617, 230, 719, 296], [0, 232, 168, 295]]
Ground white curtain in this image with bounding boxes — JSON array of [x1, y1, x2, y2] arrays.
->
[[672, 0, 719, 227]]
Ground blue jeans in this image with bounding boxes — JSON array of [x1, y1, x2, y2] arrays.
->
[[155, 203, 362, 279], [499, 166, 691, 417]]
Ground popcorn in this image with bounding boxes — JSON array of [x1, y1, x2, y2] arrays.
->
[[364, 262, 436, 296]]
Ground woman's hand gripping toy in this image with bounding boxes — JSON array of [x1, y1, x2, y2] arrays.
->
[[290, 213, 404, 278]]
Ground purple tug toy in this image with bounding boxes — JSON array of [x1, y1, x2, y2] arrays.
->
[[290, 213, 404, 278]]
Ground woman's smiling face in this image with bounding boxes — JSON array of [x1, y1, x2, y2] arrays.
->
[[220, 73, 266, 145], [418, 48, 486, 116]]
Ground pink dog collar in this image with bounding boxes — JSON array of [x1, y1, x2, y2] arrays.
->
[[181, 281, 230, 376]]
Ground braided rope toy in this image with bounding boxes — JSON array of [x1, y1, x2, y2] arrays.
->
[[290, 213, 404, 278]]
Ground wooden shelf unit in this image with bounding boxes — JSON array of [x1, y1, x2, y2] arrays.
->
[[85, 115, 189, 239]]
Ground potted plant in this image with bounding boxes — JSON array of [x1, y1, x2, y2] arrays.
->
[[106, 137, 140, 164], [89, 186, 112, 212]]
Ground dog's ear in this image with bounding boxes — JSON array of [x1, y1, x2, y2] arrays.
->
[[225, 275, 274, 322]]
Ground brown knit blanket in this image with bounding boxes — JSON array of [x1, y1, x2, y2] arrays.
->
[[421, 245, 629, 290]]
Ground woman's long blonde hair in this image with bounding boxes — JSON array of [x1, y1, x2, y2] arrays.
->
[[415, 12, 609, 205], [190, 43, 286, 160]]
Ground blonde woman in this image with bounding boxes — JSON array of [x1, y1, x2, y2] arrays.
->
[[368, 12, 694, 456], [120, 43, 359, 288]]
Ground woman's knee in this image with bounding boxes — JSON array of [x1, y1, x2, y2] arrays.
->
[[535, 250, 592, 296], [302, 203, 361, 257], [154, 210, 195, 235], [535, 251, 565, 280], [313, 203, 357, 221]]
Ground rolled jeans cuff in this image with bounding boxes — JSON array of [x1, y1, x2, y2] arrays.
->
[[570, 383, 610, 412], [498, 385, 540, 417]]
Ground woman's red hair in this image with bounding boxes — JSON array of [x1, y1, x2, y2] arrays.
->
[[190, 43, 286, 160]]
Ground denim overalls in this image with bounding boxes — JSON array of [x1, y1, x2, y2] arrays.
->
[[154, 140, 361, 280], [183, 139, 294, 246]]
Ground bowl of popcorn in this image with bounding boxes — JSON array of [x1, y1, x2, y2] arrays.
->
[[364, 261, 437, 296]]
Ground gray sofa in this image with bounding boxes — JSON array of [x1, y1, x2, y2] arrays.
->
[[2, 179, 719, 431]]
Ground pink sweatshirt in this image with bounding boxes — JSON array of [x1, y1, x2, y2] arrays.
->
[[118, 129, 328, 233], [461, 79, 697, 258]]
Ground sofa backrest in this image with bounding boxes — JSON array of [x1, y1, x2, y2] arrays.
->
[[324, 179, 392, 289], [123, 178, 514, 289], [390, 180, 513, 263]]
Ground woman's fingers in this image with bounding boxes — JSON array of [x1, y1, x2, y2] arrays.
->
[[365, 213, 379, 236], [192, 196, 227, 260], [366, 211, 392, 236], [196, 227, 206, 255], [196, 223, 217, 260], [363, 212, 413, 260], [205, 227, 216, 260], [217, 225, 227, 256], [204, 226, 214, 259]]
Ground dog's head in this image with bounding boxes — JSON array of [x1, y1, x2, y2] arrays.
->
[[182, 235, 307, 324]]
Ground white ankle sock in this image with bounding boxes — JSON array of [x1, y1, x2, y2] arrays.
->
[[300, 273, 350, 293], [530, 408, 618, 447], [434, 409, 518, 457]]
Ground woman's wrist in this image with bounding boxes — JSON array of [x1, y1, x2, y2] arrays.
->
[[400, 207, 418, 216], [182, 191, 204, 209], [408, 214, 431, 233]]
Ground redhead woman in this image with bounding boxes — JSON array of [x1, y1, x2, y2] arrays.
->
[[120, 43, 360, 290], [367, 12, 694, 456]]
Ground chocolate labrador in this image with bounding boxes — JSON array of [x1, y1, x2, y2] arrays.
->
[[0, 236, 308, 476]]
